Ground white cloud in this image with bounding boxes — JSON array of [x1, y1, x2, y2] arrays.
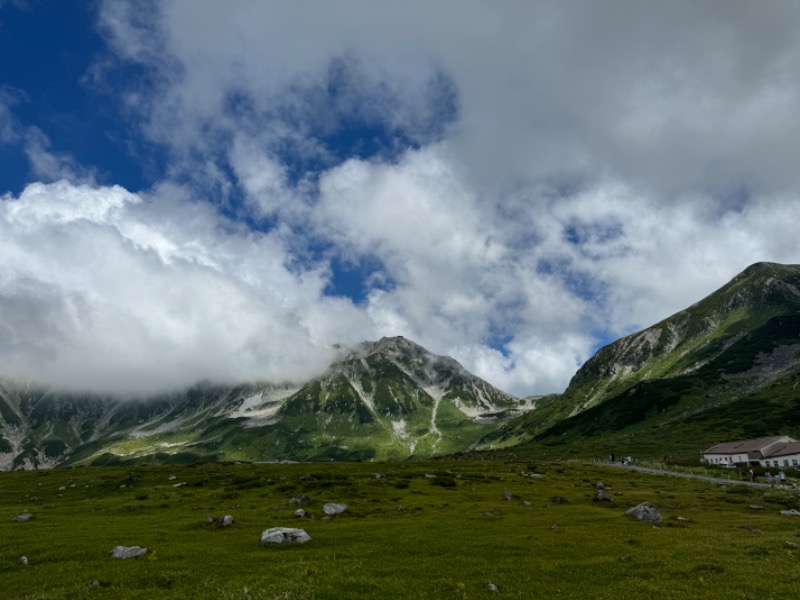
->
[[4, 1, 800, 398], [0, 180, 367, 393]]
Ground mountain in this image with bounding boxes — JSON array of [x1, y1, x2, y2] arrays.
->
[[0, 337, 531, 469], [480, 262, 800, 457]]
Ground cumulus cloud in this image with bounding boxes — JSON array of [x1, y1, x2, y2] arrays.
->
[[0, 180, 370, 393], [3, 1, 800, 397]]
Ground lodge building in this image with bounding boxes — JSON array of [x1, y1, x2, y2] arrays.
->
[[702, 436, 800, 468]]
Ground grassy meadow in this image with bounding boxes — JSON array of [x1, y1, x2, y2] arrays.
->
[[2, 456, 800, 599]]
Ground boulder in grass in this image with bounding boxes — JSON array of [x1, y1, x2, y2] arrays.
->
[[111, 545, 148, 558], [289, 495, 311, 506], [260, 527, 311, 545], [780, 509, 800, 517], [13, 513, 33, 522], [625, 502, 662, 522], [323, 503, 348, 516], [221, 515, 234, 527], [595, 490, 613, 502]]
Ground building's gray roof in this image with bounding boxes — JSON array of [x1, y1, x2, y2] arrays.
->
[[763, 441, 800, 458], [703, 436, 793, 456]]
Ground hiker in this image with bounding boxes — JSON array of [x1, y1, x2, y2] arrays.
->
[[765, 471, 773, 486], [749, 468, 755, 482], [779, 470, 786, 487], [611, 452, 615, 463]]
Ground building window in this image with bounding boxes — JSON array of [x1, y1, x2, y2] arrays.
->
[[784, 460, 789, 466], [793, 460, 798, 466]]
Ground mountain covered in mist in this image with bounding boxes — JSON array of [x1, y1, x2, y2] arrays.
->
[[480, 262, 800, 457], [0, 336, 531, 470]]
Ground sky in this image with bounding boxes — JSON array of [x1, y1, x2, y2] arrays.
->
[[2, 1, 800, 396]]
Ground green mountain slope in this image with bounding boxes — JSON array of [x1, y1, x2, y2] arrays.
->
[[1, 337, 530, 469], [480, 262, 800, 457]]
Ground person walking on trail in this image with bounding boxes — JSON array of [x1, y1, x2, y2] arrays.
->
[[778, 469, 786, 487], [765, 471, 773, 486]]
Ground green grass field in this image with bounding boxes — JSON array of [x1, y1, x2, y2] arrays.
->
[[2, 457, 799, 599]]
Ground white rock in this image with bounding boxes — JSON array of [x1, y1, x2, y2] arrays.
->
[[111, 545, 148, 558], [260, 527, 311, 544], [168, 475, 177, 481], [20, 556, 28, 566], [12, 513, 33, 523], [780, 509, 800, 517], [221, 515, 234, 527], [625, 502, 663, 522], [323, 503, 348, 516], [294, 509, 306, 518]]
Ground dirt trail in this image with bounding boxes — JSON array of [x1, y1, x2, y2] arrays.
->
[[598, 462, 791, 489]]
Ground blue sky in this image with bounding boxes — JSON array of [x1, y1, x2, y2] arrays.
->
[[2, 1, 800, 395]]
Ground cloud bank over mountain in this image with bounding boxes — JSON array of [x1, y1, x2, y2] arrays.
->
[[2, 1, 800, 395]]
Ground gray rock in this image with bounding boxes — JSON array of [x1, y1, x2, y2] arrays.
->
[[625, 502, 662, 522], [488, 581, 500, 593], [111, 545, 148, 558], [551, 496, 569, 504], [550, 524, 561, 531], [780, 509, 800, 517], [521, 500, 532, 507], [168, 475, 177, 481], [294, 509, 306, 518], [373, 473, 385, 479], [620, 555, 633, 563], [749, 504, 764, 510], [297, 475, 315, 482], [19, 556, 28, 566], [323, 502, 348, 516], [595, 490, 612, 502], [221, 515, 234, 527], [260, 527, 311, 544], [483, 512, 495, 518], [503, 489, 512, 501], [595, 482, 605, 490], [289, 495, 311, 506], [785, 541, 799, 549], [91, 581, 101, 588], [12, 513, 33, 522]]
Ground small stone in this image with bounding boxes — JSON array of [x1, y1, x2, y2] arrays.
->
[[530, 474, 543, 479], [503, 489, 512, 501], [483, 512, 495, 518], [173, 482, 185, 488], [221, 515, 234, 527], [12, 513, 33, 523], [91, 581, 101, 588], [780, 509, 800, 517], [297, 475, 315, 482], [521, 500, 531, 507], [595, 482, 605, 490], [260, 527, 311, 544], [323, 503, 348, 516], [373, 473, 385, 479], [294, 509, 306, 518], [289, 495, 311, 506], [488, 581, 500, 593], [785, 541, 799, 549], [425, 474, 436, 479], [550, 524, 561, 531], [111, 545, 148, 558], [397, 505, 406, 511], [595, 490, 613, 502], [20, 556, 28, 566], [58, 486, 66, 491], [620, 555, 633, 563], [674, 516, 690, 522], [551, 496, 569, 504], [204, 517, 214, 525], [168, 475, 177, 481], [749, 504, 764, 510]]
